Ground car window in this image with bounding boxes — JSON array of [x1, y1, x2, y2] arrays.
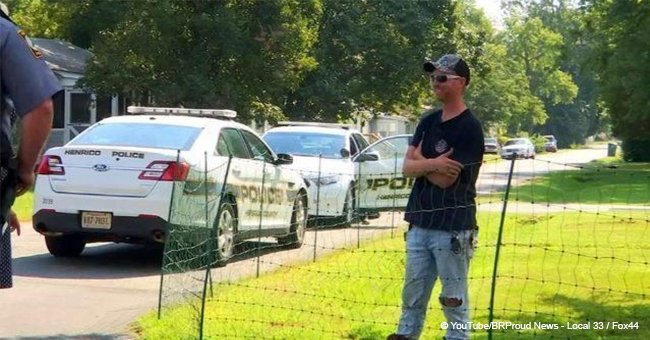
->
[[362, 136, 411, 160], [485, 138, 498, 144], [505, 140, 525, 146], [241, 130, 275, 163], [70, 123, 201, 150], [349, 136, 358, 156], [352, 133, 369, 152], [263, 132, 347, 159], [218, 128, 252, 159]]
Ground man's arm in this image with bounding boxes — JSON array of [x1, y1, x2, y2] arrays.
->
[[15, 99, 53, 196], [403, 143, 463, 188]]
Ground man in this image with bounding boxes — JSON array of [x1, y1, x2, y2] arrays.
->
[[389, 54, 484, 339], [1, 4, 62, 289]]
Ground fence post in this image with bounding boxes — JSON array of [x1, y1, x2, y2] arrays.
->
[[199, 154, 233, 339], [390, 152, 398, 238], [488, 155, 517, 340], [157, 149, 181, 319], [256, 161, 267, 278], [313, 155, 322, 262]]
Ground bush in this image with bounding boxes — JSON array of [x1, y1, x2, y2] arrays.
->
[[622, 139, 650, 162], [530, 134, 548, 153]]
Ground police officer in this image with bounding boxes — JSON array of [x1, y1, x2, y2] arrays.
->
[[1, 4, 62, 289]]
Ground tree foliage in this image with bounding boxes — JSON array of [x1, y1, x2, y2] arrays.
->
[[582, 0, 650, 160]]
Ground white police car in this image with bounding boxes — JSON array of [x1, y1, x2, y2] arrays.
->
[[263, 123, 370, 226], [33, 107, 308, 260]]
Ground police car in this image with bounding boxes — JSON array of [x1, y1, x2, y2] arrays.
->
[[263, 123, 368, 226], [32, 107, 309, 261], [263, 124, 412, 225]]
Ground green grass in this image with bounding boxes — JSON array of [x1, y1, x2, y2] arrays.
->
[[136, 211, 649, 339], [11, 191, 33, 220], [510, 161, 649, 205]]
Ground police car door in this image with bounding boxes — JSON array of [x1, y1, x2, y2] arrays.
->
[[240, 130, 287, 230], [354, 135, 413, 212], [216, 128, 261, 231]]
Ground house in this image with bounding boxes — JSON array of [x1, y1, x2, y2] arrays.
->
[[32, 38, 124, 148]]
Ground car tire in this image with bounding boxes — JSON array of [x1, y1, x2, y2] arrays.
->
[[214, 200, 237, 267], [278, 192, 308, 249], [45, 235, 85, 257], [338, 186, 355, 228]]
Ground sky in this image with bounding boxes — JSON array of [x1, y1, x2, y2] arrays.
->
[[474, 0, 505, 29]]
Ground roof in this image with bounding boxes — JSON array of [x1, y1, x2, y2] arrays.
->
[[101, 114, 247, 130], [31, 38, 91, 74], [265, 125, 359, 136]]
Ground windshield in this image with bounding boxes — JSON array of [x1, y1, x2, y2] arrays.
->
[[70, 123, 201, 150], [504, 139, 526, 146], [544, 136, 555, 142], [485, 138, 498, 144], [264, 132, 347, 159]]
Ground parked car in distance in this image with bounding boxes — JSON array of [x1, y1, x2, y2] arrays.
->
[[32, 106, 309, 263], [500, 138, 536, 159], [484, 137, 500, 154], [543, 135, 558, 152]]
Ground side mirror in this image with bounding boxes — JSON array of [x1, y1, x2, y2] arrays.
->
[[274, 153, 293, 165], [340, 148, 351, 158], [355, 152, 379, 162]]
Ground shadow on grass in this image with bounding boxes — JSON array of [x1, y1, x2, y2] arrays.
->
[[486, 293, 649, 339]]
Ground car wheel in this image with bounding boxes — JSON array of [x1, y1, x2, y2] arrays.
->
[[45, 235, 85, 257], [214, 200, 237, 267], [339, 186, 355, 228], [278, 193, 308, 249]]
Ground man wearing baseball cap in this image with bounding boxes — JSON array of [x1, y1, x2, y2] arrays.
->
[[389, 54, 484, 339]]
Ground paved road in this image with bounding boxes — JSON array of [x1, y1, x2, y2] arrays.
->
[[0, 145, 610, 339]]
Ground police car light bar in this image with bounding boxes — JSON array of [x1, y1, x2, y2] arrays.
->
[[277, 121, 353, 129], [127, 106, 237, 119]]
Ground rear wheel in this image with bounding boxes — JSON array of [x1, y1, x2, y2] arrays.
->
[[214, 201, 237, 266], [45, 235, 85, 257], [278, 193, 307, 248], [339, 186, 355, 228]]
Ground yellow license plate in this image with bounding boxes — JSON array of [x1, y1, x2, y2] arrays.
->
[[81, 211, 112, 229]]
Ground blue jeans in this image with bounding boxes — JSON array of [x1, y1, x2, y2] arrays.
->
[[396, 226, 477, 339]]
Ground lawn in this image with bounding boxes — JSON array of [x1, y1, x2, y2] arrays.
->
[[509, 160, 649, 205], [136, 210, 649, 339], [11, 190, 33, 221]]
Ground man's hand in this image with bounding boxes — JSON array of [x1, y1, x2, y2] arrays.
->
[[8, 209, 20, 236], [15, 169, 34, 197], [432, 149, 463, 178]]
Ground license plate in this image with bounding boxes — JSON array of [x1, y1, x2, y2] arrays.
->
[[81, 211, 112, 229]]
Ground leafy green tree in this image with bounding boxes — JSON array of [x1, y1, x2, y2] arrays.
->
[[80, 0, 323, 122], [283, 0, 455, 122], [500, 15, 578, 132], [583, 0, 650, 161]]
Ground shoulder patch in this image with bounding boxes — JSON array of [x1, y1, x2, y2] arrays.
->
[[17, 29, 43, 59]]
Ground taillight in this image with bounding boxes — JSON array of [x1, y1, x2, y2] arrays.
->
[[37, 155, 65, 175], [139, 161, 190, 181]]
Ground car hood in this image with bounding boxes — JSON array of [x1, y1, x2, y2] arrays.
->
[[281, 155, 354, 178], [502, 145, 528, 151]]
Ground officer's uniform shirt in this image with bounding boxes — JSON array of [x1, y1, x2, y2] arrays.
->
[[1, 15, 62, 289]]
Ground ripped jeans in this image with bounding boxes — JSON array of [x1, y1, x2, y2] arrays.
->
[[396, 226, 477, 340]]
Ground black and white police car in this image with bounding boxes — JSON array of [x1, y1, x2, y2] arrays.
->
[[32, 106, 309, 261]]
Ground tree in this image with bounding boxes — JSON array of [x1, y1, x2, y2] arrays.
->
[[583, 0, 650, 161], [80, 0, 324, 122], [500, 15, 578, 132], [283, 0, 455, 122]]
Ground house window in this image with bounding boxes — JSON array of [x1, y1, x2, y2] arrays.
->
[[70, 93, 91, 123], [97, 96, 113, 121], [52, 90, 64, 128]]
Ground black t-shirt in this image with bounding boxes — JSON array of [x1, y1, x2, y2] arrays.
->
[[404, 108, 484, 231]]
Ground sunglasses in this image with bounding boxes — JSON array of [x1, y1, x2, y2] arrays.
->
[[429, 74, 463, 83]]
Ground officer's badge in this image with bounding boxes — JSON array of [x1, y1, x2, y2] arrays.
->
[[435, 139, 449, 154], [17, 29, 43, 59]]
